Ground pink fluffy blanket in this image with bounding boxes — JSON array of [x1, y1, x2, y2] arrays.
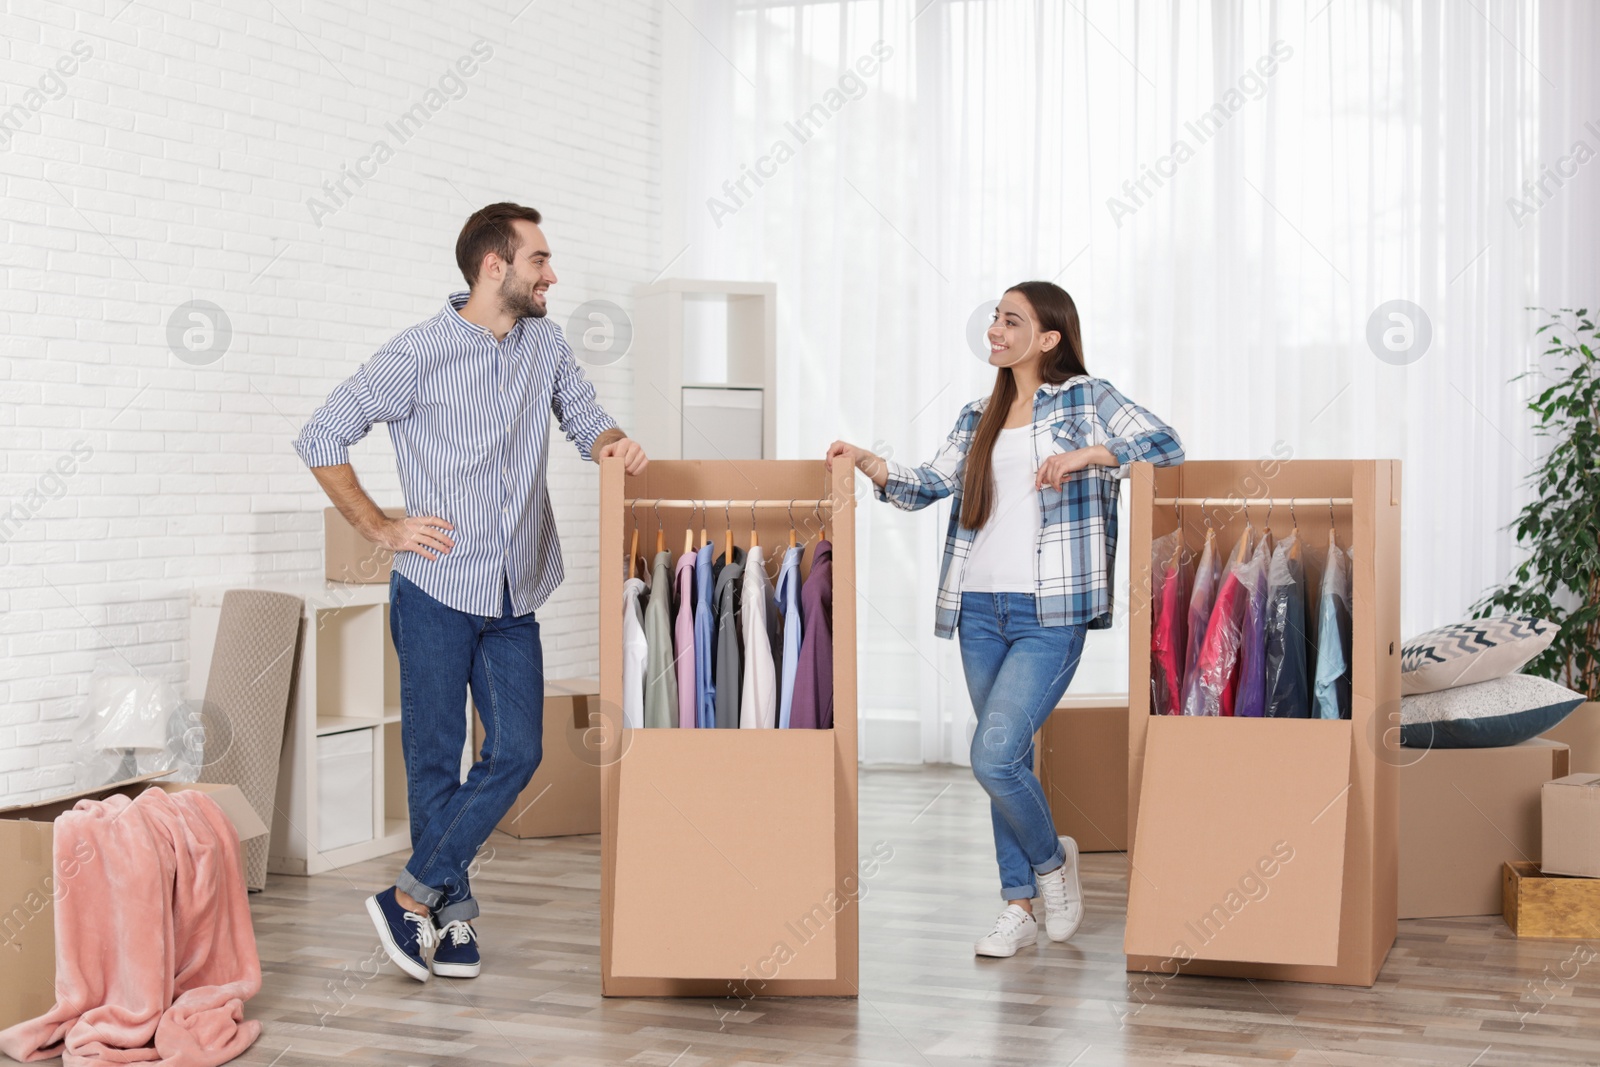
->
[[0, 786, 262, 1066]]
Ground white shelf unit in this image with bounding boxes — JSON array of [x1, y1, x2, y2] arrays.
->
[[632, 278, 777, 461], [189, 580, 455, 875]]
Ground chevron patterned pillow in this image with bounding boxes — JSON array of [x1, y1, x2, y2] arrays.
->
[[1400, 615, 1557, 695]]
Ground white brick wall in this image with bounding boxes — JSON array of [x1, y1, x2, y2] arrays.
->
[[0, 0, 662, 805]]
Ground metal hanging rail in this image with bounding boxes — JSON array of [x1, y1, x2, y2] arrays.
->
[[622, 498, 836, 508], [1152, 496, 1354, 506]]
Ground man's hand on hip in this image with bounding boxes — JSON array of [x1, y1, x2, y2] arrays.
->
[[371, 514, 456, 562], [596, 435, 649, 475]]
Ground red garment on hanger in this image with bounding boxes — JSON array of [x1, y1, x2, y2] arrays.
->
[[1196, 570, 1250, 716], [1150, 535, 1188, 716]]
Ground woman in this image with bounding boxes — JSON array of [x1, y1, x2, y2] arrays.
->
[[826, 281, 1183, 958]]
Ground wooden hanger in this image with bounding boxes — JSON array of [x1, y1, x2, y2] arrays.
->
[[654, 502, 665, 555], [749, 501, 759, 552], [788, 499, 798, 550], [701, 501, 710, 550], [628, 502, 639, 580], [683, 501, 696, 557], [722, 500, 733, 561]]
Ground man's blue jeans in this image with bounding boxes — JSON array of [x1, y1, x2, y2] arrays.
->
[[389, 571, 544, 925], [958, 592, 1087, 901]]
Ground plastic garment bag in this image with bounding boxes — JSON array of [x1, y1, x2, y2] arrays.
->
[[1314, 530, 1354, 720], [1232, 534, 1275, 718], [1179, 529, 1223, 717], [1149, 530, 1191, 716], [1188, 526, 1261, 717], [1263, 532, 1311, 717]]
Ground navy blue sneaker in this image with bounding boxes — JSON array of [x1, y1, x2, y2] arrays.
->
[[365, 887, 436, 982], [431, 919, 480, 978]]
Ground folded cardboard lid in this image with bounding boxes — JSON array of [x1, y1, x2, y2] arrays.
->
[[0, 771, 269, 841], [547, 677, 599, 697], [1126, 717, 1352, 967], [1547, 773, 1600, 790]]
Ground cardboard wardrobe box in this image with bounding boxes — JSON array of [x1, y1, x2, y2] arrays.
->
[[0, 772, 270, 1031], [1503, 861, 1600, 938], [472, 678, 601, 838], [1541, 773, 1600, 878], [324, 505, 404, 584], [1399, 738, 1570, 918], [1038, 694, 1129, 852], [1125, 460, 1402, 987], [1541, 702, 1600, 774]]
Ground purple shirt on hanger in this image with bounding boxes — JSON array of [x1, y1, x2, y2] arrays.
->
[[790, 540, 833, 729]]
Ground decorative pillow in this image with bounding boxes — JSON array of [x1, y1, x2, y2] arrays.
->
[[1400, 673, 1585, 749], [1400, 615, 1557, 695]]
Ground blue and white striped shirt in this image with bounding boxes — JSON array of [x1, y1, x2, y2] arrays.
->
[[294, 292, 617, 617]]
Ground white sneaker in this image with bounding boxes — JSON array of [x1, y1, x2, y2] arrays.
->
[[974, 904, 1039, 958], [1037, 836, 1083, 942]]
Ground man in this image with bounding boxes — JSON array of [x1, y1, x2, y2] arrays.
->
[[294, 202, 647, 981]]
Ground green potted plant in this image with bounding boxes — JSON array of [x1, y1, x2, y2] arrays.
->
[[1473, 307, 1600, 758]]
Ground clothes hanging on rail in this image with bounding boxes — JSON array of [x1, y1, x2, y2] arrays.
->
[[1263, 531, 1311, 718], [1314, 531, 1354, 720], [791, 539, 834, 729], [643, 549, 677, 728], [1149, 530, 1189, 716], [739, 544, 779, 728], [1179, 528, 1222, 717], [694, 542, 716, 729], [1192, 529, 1262, 717], [621, 577, 648, 730], [1233, 534, 1274, 718], [713, 546, 745, 729], [775, 544, 804, 728], [673, 550, 697, 729]]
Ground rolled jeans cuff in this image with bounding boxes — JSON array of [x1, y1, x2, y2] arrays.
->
[[1002, 842, 1068, 901], [434, 897, 480, 925], [395, 868, 444, 910]]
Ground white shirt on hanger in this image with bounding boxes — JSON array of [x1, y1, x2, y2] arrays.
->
[[961, 426, 1041, 594], [621, 577, 648, 730], [739, 545, 778, 728]]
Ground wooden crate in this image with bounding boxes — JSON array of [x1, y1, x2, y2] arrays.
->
[[1503, 861, 1600, 939]]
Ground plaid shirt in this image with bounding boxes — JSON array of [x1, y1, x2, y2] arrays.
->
[[875, 375, 1184, 639]]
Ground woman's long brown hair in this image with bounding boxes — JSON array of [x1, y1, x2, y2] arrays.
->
[[959, 281, 1089, 531]]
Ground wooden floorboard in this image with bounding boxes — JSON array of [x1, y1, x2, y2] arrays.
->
[[25, 765, 1600, 1066]]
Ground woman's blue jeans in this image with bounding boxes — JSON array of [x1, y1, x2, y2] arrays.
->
[[389, 571, 544, 925], [958, 592, 1087, 901]]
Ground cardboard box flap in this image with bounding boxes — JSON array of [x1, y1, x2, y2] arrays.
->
[[1548, 773, 1600, 789], [0, 771, 175, 821], [1125, 717, 1352, 967], [0, 774, 268, 843]]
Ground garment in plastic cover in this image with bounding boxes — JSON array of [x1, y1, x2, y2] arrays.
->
[[1149, 529, 1191, 716], [1232, 533, 1275, 718], [1314, 530, 1354, 720], [1263, 531, 1312, 717], [1187, 526, 1262, 717], [73, 672, 205, 788], [1179, 529, 1222, 717]]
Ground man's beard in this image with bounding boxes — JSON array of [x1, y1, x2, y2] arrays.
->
[[498, 264, 547, 319]]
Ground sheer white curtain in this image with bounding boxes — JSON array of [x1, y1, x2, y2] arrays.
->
[[660, 0, 1599, 764]]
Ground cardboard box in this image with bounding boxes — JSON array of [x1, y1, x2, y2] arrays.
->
[[1541, 773, 1600, 878], [1126, 460, 1402, 988], [1038, 695, 1128, 852], [473, 678, 601, 838], [323, 506, 403, 584], [0, 773, 269, 1031], [1503, 861, 1600, 939], [1542, 702, 1600, 774], [1400, 738, 1570, 918]]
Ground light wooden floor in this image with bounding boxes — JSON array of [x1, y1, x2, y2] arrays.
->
[[220, 765, 1599, 1067]]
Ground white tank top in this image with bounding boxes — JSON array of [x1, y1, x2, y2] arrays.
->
[[961, 426, 1040, 594]]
